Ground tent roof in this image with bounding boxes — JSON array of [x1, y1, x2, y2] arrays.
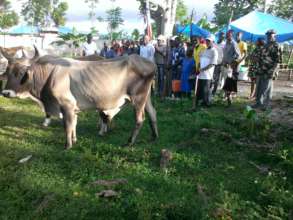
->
[[58, 26, 73, 34], [176, 23, 211, 38], [227, 11, 293, 42], [8, 25, 40, 35]]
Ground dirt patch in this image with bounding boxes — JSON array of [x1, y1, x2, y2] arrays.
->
[[268, 99, 293, 127]]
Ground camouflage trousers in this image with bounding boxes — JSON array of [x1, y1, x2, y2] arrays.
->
[[255, 75, 273, 107]]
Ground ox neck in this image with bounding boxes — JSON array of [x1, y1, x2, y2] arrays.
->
[[29, 67, 50, 99]]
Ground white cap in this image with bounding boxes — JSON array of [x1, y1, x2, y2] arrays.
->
[[205, 34, 215, 42], [157, 35, 165, 41]]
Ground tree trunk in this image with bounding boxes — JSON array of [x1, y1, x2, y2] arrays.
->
[[152, 0, 177, 37]]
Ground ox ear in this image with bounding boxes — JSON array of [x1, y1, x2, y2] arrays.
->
[[20, 70, 31, 85], [0, 47, 14, 62], [30, 45, 40, 63]]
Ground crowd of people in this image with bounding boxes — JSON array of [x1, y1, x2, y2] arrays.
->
[[82, 29, 282, 111]]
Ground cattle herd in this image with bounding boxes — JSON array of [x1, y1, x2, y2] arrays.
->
[[0, 46, 158, 149]]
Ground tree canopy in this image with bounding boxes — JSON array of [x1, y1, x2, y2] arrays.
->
[[268, 0, 293, 21], [21, 0, 68, 27], [0, 0, 18, 30], [106, 6, 124, 40], [213, 0, 264, 27]]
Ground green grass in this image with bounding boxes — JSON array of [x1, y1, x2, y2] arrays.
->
[[0, 96, 292, 220]]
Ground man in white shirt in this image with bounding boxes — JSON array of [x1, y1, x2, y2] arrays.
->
[[82, 34, 98, 56], [139, 35, 155, 62], [195, 35, 218, 107]]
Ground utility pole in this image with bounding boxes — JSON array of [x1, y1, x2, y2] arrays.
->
[[264, 0, 267, 13], [189, 8, 194, 41]]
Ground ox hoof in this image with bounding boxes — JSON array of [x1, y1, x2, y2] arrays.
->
[[42, 118, 51, 127], [150, 136, 158, 142], [98, 132, 105, 136], [64, 144, 72, 150], [122, 142, 134, 148]]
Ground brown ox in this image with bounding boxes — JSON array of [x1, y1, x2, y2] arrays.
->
[[1, 48, 105, 127], [1, 47, 158, 149]]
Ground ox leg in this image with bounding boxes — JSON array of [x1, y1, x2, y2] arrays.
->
[[98, 112, 109, 136], [145, 95, 158, 140], [72, 114, 78, 144], [127, 107, 145, 146], [61, 106, 76, 149]]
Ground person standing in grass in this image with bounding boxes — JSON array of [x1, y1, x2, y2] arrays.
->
[[155, 35, 167, 97], [222, 30, 241, 106], [193, 36, 207, 74], [248, 38, 265, 99], [253, 29, 282, 110], [236, 32, 248, 67], [194, 35, 218, 108], [180, 49, 195, 98], [170, 37, 185, 98], [212, 31, 225, 95]]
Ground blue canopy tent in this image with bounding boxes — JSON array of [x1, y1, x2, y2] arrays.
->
[[58, 26, 73, 34], [8, 25, 40, 35], [176, 23, 211, 38], [217, 11, 293, 43]]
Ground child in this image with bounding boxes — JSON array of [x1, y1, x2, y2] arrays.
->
[[180, 49, 195, 98]]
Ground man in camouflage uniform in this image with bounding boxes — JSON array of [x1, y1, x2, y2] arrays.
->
[[253, 29, 282, 110]]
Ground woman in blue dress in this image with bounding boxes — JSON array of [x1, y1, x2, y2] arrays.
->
[[180, 49, 195, 98]]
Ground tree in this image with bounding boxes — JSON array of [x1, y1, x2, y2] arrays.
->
[[106, 7, 124, 40], [175, 0, 187, 24], [196, 14, 219, 33], [84, 0, 99, 27], [21, 0, 68, 27], [0, 0, 18, 30], [268, 0, 293, 21], [131, 28, 140, 40], [52, 2, 69, 26], [213, 0, 264, 27], [137, 0, 178, 37]]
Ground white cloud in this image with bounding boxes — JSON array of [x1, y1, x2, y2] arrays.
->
[[10, 0, 219, 34]]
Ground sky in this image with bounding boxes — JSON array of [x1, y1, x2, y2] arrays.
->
[[11, 0, 219, 34]]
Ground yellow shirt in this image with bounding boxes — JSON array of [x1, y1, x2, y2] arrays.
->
[[238, 41, 247, 66], [193, 44, 207, 72], [238, 41, 247, 55]]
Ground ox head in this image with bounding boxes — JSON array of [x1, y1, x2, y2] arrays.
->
[[0, 46, 40, 98]]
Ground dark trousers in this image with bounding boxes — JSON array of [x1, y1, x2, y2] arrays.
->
[[212, 64, 222, 95], [171, 65, 181, 80], [196, 79, 212, 106], [157, 64, 165, 96], [0, 80, 3, 92]]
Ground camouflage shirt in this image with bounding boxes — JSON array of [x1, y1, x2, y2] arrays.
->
[[248, 45, 264, 78], [259, 41, 282, 78]]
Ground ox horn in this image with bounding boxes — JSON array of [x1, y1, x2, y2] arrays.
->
[[31, 45, 40, 62], [0, 47, 14, 62], [21, 48, 28, 59]]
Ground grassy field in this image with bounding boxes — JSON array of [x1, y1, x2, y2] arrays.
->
[[0, 96, 292, 219]]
